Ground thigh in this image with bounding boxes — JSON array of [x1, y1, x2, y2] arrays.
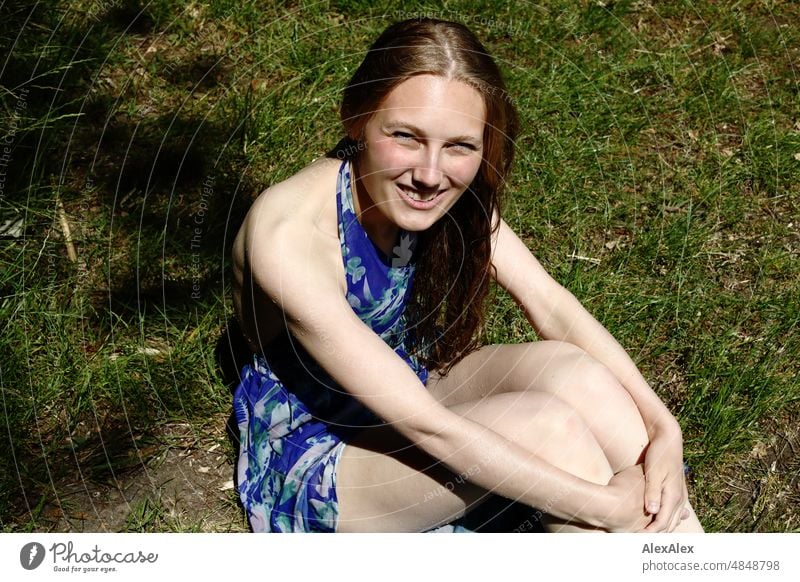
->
[[334, 390, 612, 532], [427, 341, 597, 406], [427, 341, 649, 471]]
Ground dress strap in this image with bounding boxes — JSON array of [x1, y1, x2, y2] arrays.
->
[[335, 158, 417, 270], [333, 156, 428, 382]]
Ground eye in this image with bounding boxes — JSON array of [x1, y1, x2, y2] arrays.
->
[[449, 142, 477, 154], [392, 131, 415, 142]]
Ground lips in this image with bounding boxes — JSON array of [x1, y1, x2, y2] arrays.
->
[[396, 184, 444, 210]]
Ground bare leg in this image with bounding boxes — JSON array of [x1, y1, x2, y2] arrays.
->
[[336, 391, 614, 532], [427, 341, 703, 532]]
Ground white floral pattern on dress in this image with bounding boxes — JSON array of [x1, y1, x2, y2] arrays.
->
[[233, 158, 471, 533]]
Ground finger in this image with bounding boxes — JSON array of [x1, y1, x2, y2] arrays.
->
[[664, 490, 688, 532], [642, 495, 676, 533], [667, 506, 684, 533], [673, 486, 689, 527], [644, 489, 682, 533], [642, 510, 670, 533], [666, 492, 685, 530], [635, 511, 656, 533], [660, 508, 680, 533], [675, 488, 690, 525], [644, 472, 663, 515]]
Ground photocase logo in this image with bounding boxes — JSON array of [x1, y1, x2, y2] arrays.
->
[[20, 542, 46, 570]]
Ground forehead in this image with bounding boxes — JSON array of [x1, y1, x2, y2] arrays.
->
[[374, 75, 486, 136]]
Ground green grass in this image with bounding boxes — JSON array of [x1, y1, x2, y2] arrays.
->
[[1, 0, 798, 532]]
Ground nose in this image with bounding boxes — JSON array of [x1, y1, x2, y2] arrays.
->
[[411, 148, 442, 190]]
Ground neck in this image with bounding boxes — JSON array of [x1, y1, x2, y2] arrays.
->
[[351, 159, 400, 257]]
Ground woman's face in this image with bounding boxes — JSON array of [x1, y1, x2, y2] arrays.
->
[[352, 74, 486, 237]]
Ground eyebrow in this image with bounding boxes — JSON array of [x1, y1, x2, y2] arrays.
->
[[383, 120, 483, 145]]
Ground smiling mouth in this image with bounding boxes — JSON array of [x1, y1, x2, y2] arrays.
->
[[398, 185, 442, 203]]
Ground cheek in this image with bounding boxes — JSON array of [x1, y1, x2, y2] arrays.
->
[[446, 157, 483, 188], [368, 138, 409, 172]]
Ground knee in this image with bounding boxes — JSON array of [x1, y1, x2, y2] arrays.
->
[[468, 391, 614, 486], [542, 341, 623, 398], [485, 392, 588, 448], [538, 397, 594, 449], [538, 398, 613, 484], [534, 395, 588, 440]]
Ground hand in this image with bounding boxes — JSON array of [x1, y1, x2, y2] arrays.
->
[[641, 421, 690, 532], [600, 464, 654, 532]]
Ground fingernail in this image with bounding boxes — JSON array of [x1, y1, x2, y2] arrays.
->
[[647, 502, 659, 513]]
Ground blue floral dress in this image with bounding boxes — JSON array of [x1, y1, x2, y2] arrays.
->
[[233, 157, 471, 532]]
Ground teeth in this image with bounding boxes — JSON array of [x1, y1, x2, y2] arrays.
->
[[402, 187, 437, 202]]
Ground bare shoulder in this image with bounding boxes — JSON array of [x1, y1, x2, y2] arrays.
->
[[242, 157, 340, 231], [233, 157, 343, 277], [251, 156, 342, 226], [231, 157, 346, 347]]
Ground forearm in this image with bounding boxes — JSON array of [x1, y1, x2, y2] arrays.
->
[[407, 410, 610, 527], [494, 221, 677, 433], [542, 291, 678, 434]]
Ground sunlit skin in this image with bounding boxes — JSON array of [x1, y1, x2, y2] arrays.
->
[[232, 68, 704, 534], [350, 74, 486, 256]]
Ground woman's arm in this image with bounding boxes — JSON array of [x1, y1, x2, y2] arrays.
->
[[247, 219, 645, 530], [490, 216, 687, 530], [491, 218, 677, 431]]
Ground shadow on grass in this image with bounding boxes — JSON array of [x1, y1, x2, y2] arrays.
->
[[0, 0, 252, 529]]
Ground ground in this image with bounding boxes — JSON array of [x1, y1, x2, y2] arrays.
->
[[40, 420, 247, 533]]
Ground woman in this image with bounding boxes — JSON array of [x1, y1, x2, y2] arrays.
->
[[231, 18, 704, 533]]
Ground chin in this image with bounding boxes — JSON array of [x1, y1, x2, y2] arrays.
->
[[389, 204, 449, 232], [397, 216, 440, 232], [391, 190, 460, 231]]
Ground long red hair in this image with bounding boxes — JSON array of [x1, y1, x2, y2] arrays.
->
[[339, 18, 519, 374]]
